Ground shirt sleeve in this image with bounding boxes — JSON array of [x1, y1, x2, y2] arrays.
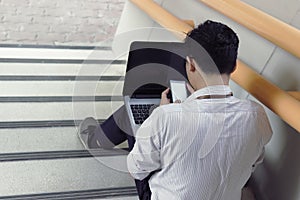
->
[[260, 108, 273, 145], [252, 108, 273, 172], [127, 108, 163, 180], [252, 147, 265, 172]]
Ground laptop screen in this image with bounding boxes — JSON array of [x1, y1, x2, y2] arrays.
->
[[123, 41, 188, 98]]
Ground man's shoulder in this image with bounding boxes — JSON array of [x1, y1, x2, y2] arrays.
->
[[232, 98, 266, 113], [157, 103, 183, 114], [154, 98, 267, 115]]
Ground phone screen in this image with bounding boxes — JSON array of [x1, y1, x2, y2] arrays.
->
[[170, 80, 187, 102]]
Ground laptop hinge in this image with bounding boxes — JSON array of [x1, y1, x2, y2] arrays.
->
[[132, 94, 161, 99]]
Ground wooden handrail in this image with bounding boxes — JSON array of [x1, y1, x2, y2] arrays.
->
[[130, 0, 300, 132], [198, 0, 300, 59], [231, 62, 300, 132], [183, 20, 195, 28], [288, 92, 300, 101], [130, 0, 192, 40]]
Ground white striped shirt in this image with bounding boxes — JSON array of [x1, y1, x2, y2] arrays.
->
[[127, 85, 272, 200]]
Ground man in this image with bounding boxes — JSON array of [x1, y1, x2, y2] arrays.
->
[[126, 20, 272, 199], [79, 20, 272, 199]]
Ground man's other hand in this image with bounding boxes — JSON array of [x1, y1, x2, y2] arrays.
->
[[160, 88, 170, 106]]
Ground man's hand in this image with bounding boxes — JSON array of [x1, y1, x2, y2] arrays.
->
[[160, 88, 170, 106]]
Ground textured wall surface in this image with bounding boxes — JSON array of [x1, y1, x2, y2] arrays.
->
[[0, 0, 125, 45]]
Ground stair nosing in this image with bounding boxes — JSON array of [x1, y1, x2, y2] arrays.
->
[[0, 149, 128, 162], [0, 119, 106, 129], [0, 186, 137, 200], [0, 75, 124, 81], [0, 58, 126, 64], [0, 44, 112, 50], [0, 96, 123, 103]]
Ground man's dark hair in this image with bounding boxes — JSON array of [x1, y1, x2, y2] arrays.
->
[[185, 20, 239, 74]]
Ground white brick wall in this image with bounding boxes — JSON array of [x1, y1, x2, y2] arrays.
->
[[0, 0, 125, 45]]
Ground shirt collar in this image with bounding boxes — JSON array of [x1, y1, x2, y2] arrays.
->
[[185, 85, 232, 102]]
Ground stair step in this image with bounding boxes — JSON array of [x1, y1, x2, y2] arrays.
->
[[0, 47, 123, 60], [0, 63, 126, 76], [0, 157, 135, 196], [0, 127, 129, 153], [0, 187, 137, 200], [0, 81, 123, 96], [0, 127, 82, 153], [0, 102, 123, 121]]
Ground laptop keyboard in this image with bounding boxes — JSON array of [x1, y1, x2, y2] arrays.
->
[[130, 104, 155, 125]]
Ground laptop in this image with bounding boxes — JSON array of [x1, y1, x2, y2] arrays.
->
[[123, 41, 188, 133]]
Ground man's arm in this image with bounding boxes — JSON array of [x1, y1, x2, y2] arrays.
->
[[127, 108, 163, 180]]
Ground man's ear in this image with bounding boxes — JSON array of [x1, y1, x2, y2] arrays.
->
[[186, 56, 196, 72]]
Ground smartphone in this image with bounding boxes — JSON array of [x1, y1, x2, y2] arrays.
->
[[170, 80, 188, 102]]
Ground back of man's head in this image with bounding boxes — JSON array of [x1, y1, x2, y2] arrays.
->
[[185, 20, 239, 75]]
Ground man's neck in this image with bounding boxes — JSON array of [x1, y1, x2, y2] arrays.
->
[[193, 74, 230, 90]]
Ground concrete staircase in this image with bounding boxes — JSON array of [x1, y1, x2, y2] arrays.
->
[[0, 44, 137, 199]]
